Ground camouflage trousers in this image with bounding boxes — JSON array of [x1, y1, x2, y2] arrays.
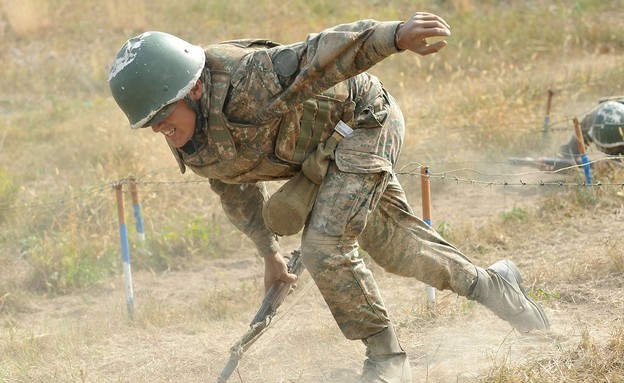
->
[[300, 94, 477, 340]]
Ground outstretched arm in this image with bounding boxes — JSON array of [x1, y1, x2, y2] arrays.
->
[[253, 12, 452, 120]]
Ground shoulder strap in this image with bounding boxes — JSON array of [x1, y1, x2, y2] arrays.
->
[[202, 42, 258, 161]]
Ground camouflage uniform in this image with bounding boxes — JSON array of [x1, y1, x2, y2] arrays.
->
[[165, 19, 477, 341]]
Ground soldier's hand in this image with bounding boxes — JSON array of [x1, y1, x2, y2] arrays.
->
[[395, 12, 451, 55], [263, 251, 298, 294]]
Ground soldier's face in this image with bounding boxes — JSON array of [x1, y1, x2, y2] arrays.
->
[[150, 80, 203, 148], [151, 99, 196, 148]]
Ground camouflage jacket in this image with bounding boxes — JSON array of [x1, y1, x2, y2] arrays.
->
[[170, 20, 403, 257]]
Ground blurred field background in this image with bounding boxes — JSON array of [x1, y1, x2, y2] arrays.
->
[[1, 0, 623, 382]]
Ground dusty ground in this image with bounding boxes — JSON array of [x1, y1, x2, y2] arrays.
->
[[4, 150, 623, 383]]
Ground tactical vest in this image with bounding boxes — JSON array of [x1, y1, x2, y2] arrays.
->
[[168, 40, 355, 183]]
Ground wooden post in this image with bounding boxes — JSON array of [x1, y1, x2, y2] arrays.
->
[[420, 167, 436, 307], [129, 176, 146, 242], [542, 89, 555, 140]]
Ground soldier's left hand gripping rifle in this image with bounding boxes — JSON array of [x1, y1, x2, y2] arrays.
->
[[217, 249, 306, 383]]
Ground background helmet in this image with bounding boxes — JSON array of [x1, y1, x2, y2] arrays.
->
[[587, 101, 624, 155], [108, 31, 205, 129]]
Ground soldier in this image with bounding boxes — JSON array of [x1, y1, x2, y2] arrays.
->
[[109, 12, 549, 383], [559, 97, 624, 158]]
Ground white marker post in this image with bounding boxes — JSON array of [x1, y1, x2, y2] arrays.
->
[[115, 184, 135, 320]]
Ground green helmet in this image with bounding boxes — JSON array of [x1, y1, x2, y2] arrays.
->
[[588, 100, 624, 155], [108, 31, 205, 129]]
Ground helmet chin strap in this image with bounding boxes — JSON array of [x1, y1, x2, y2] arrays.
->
[[178, 95, 205, 155], [179, 68, 210, 156]]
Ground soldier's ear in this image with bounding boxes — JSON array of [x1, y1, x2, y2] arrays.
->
[[189, 79, 202, 100]]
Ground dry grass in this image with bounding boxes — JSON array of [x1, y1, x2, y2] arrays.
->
[[1, 0, 624, 381]]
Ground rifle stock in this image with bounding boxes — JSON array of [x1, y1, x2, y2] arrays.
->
[[217, 249, 305, 383]]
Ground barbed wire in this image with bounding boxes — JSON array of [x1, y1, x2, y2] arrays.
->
[[400, 173, 621, 188], [0, 176, 214, 211], [399, 156, 624, 187], [400, 155, 623, 176], [0, 184, 112, 211], [1, 154, 623, 213]]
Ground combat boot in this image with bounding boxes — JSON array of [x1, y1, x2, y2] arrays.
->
[[358, 323, 412, 383], [469, 260, 549, 333]]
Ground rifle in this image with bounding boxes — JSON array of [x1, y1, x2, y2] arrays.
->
[[217, 249, 306, 383], [508, 156, 579, 171]]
